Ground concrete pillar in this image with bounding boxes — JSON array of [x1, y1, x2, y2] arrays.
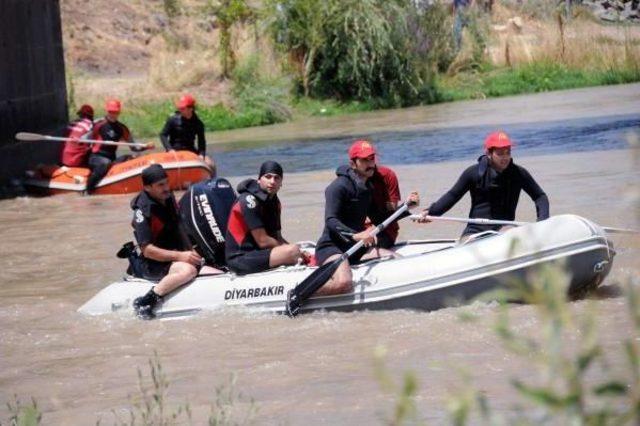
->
[[0, 0, 68, 187]]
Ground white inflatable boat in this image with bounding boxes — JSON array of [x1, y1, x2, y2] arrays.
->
[[78, 215, 615, 319]]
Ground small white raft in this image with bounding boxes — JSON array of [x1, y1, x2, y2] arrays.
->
[[78, 215, 615, 319]]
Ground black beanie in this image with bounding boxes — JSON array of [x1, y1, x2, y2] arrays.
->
[[142, 164, 168, 185], [259, 161, 283, 178]]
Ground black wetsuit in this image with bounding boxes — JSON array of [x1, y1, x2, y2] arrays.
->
[[314, 165, 384, 265], [225, 179, 282, 275], [131, 191, 189, 280], [428, 155, 550, 236], [159, 112, 206, 155]]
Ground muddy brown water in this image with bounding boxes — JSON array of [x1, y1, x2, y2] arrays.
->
[[1, 87, 639, 424]]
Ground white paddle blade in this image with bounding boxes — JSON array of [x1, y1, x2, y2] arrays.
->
[[15, 132, 45, 141]]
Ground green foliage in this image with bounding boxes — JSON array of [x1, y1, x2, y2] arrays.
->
[[99, 352, 256, 425], [231, 55, 292, 124], [208, 373, 258, 426], [291, 97, 374, 117], [444, 264, 640, 424], [106, 351, 192, 425], [413, 2, 457, 74], [267, 0, 445, 107], [205, 0, 255, 78], [120, 94, 289, 139], [438, 61, 640, 102], [4, 396, 41, 426]]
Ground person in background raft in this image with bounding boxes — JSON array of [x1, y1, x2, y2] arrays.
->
[[131, 164, 205, 319], [225, 161, 306, 275], [61, 104, 94, 167], [160, 94, 216, 175], [416, 131, 549, 240], [85, 99, 152, 194], [313, 140, 420, 296]]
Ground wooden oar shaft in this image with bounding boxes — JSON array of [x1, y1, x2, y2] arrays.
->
[[15, 132, 150, 148]]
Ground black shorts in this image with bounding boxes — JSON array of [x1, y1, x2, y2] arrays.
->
[[129, 258, 202, 281], [226, 249, 272, 275], [314, 243, 368, 266], [132, 259, 172, 281]]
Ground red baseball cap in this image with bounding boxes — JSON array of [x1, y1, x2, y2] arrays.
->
[[348, 140, 376, 159], [176, 94, 196, 109], [105, 99, 122, 113], [484, 131, 513, 150]]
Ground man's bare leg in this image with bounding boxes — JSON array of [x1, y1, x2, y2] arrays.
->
[[153, 261, 198, 296], [313, 254, 352, 296]]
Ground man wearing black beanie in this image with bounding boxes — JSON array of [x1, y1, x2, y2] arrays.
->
[[225, 161, 306, 274], [130, 164, 204, 319]]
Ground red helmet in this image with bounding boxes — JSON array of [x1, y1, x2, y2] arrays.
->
[[176, 94, 196, 109], [348, 140, 376, 159], [484, 131, 513, 150], [105, 99, 122, 113], [77, 104, 94, 118]]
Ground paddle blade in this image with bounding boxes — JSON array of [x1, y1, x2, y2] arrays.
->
[[15, 132, 44, 141], [285, 259, 343, 317]]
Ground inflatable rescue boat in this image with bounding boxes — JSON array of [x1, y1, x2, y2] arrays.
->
[[24, 151, 211, 195], [78, 214, 615, 319]]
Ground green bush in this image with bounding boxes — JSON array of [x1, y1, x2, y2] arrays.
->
[[267, 0, 449, 107]]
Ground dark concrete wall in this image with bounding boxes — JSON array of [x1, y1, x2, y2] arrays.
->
[[0, 0, 68, 185]]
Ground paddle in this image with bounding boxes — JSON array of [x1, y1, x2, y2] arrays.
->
[[409, 214, 640, 235], [285, 201, 412, 317], [15, 132, 153, 149]]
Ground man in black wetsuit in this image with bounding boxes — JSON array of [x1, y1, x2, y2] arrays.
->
[[418, 131, 549, 238], [314, 140, 419, 296], [160, 94, 216, 175], [225, 161, 305, 275], [131, 164, 204, 319], [86, 99, 150, 194]]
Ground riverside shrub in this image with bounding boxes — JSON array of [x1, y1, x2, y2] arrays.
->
[[267, 0, 450, 107]]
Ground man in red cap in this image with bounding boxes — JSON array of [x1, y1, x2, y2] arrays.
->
[[160, 94, 216, 175], [85, 99, 149, 194], [61, 104, 94, 167], [418, 130, 549, 238], [313, 140, 419, 295]]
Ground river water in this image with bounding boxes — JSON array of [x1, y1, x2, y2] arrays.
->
[[1, 85, 639, 424]]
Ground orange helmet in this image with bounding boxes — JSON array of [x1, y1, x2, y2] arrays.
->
[[105, 99, 122, 113], [484, 131, 513, 150], [176, 94, 196, 109]]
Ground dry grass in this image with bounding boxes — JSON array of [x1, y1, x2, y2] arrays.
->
[[488, 3, 640, 71]]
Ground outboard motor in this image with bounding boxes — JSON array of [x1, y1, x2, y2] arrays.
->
[[179, 177, 236, 267]]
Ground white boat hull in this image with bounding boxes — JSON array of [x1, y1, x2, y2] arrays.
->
[[78, 215, 615, 319]]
